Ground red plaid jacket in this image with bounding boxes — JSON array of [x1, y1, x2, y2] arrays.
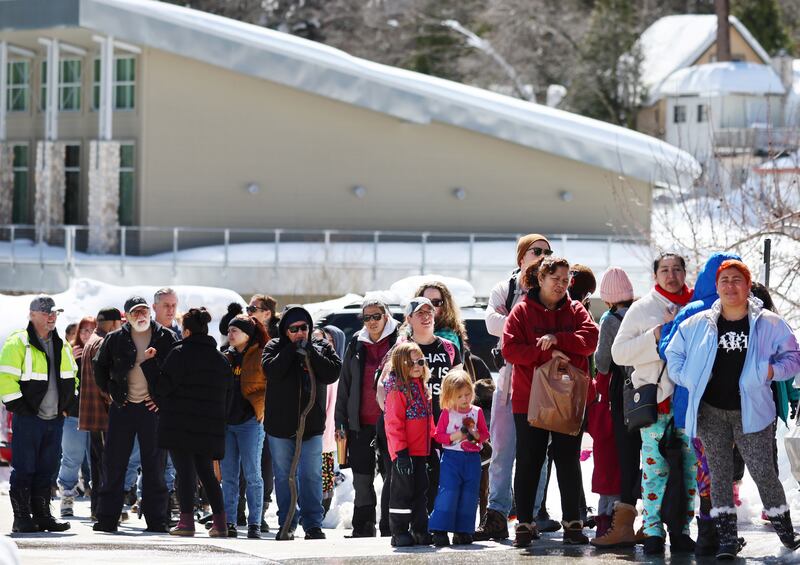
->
[[78, 331, 109, 432]]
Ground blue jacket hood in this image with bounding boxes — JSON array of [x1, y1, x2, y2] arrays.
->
[[692, 251, 742, 302]]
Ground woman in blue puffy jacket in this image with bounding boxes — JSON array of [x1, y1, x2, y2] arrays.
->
[[665, 260, 800, 559]]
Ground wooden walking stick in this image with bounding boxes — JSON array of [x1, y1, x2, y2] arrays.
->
[[277, 343, 317, 540]]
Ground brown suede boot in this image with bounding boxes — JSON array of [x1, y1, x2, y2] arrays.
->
[[590, 502, 638, 548]]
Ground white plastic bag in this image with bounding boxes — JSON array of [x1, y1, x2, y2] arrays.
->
[[784, 410, 800, 482]]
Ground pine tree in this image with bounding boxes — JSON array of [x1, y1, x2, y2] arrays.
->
[[731, 0, 792, 55]]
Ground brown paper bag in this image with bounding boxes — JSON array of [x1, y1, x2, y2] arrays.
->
[[527, 357, 589, 436]]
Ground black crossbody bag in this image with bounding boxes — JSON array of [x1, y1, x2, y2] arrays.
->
[[623, 363, 666, 432]]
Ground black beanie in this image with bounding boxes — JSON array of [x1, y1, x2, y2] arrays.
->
[[228, 316, 255, 338], [281, 307, 307, 329], [219, 302, 244, 335]]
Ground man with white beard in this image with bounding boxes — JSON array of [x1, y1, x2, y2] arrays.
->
[[92, 296, 177, 533]]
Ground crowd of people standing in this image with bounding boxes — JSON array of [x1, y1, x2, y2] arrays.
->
[[2, 235, 800, 560]]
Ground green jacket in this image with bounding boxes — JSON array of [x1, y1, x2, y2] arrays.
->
[[0, 323, 78, 415]]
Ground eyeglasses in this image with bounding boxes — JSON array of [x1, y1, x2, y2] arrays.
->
[[287, 323, 309, 334], [246, 306, 267, 314], [531, 247, 553, 257], [428, 299, 444, 307], [407, 358, 426, 367], [361, 313, 383, 322]]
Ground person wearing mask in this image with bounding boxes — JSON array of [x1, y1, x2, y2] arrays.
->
[[503, 257, 599, 547], [477, 234, 552, 541], [158, 308, 232, 538], [590, 268, 642, 548], [79, 308, 123, 521], [58, 316, 96, 518], [221, 314, 269, 539], [1, 296, 77, 533], [317, 325, 346, 515], [92, 296, 177, 533], [655, 252, 741, 556], [611, 253, 697, 555], [262, 306, 342, 540], [335, 299, 399, 538], [666, 260, 800, 558]]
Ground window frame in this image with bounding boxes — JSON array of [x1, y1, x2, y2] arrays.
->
[[7, 60, 30, 113], [92, 55, 136, 111], [10, 142, 30, 224], [697, 104, 708, 123], [673, 104, 687, 124], [40, 58, 83, 112], [118, 142, 136, 226]]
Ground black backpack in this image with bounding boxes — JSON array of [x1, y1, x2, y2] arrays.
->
[[490, 270, 520, 370]]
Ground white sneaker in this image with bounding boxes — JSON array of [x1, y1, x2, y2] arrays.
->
[[60, 495, 74, 517]]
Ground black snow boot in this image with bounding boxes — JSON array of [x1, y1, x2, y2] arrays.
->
[[767, 508, 800, 551], [714, 511, 744, 560], [695, 517, 719, 556], [474, 508, 509, 541], [10, 486, 39, 533], [31, 490, 70, 532]]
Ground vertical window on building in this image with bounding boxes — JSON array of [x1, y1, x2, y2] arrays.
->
[[93, 56, 136, 110], [11, 144, 29, 223], [64, 144, 81, 224], [7, 61, 30, 112], [673, 105, 686, 123], [697, 104, 708, 123], [119, 144, 135, 226], [41, 59, 82, 111]]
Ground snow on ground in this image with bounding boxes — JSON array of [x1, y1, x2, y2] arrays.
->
[[0, 278, 246, 345]]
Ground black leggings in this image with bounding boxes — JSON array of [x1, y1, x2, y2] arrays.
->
[[513, 414, 581, 524], [170, 449, 224, 515], [610, 372, 642, 505]]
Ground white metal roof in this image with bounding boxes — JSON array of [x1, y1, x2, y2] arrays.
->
[[638, 14, 771, 105], [5, 0, 701, 185], [659, 62, 785, 97]]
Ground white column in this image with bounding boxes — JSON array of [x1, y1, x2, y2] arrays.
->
[[40, 38, 60, 141], [0, 41, 7, 142], [101, 35, 114, 141]]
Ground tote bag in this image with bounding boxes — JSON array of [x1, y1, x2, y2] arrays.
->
[[527, 358, 590, 436]]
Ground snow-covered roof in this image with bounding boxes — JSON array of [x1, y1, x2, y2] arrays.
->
[[639, 15, 771, 104], [786, 59, 800, 126], [659, 62, 785, 97], [0, 0, 699, 186]]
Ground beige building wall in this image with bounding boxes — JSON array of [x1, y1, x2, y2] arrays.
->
[[140, 49, 652, 243]]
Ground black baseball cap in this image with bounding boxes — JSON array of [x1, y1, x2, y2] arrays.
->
[[123, 296, 149, 313], [96, 307, 122, 322]]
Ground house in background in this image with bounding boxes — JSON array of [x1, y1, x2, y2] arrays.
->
[[635, 14, 797, 162], [0, 0, 697, 258]]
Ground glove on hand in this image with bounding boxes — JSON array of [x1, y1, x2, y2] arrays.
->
[[394, 449, 414, 477]]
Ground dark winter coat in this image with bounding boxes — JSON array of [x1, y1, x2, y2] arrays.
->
[[261, 307, 342, 440], [157, 334, 232, 459], [93, 320, 177, 406]]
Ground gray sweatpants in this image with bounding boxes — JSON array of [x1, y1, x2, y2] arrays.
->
[[697, 402, 786, 515]]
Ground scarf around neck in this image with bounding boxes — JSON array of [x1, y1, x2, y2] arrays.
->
[[654, 283, 693, 307]]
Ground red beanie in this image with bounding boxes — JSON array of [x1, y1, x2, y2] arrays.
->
[[716, 259, 751, 288]]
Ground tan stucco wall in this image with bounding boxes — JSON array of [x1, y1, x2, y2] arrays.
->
[[637, 100, 665, 138], [140, 49, 652, 242], [694, 27, 766, 65]]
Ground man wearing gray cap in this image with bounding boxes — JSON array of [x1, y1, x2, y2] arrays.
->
[[92, 296, 177, 533], [0, 295, 78, 533]]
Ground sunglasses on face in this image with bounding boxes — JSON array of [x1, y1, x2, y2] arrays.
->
[[246, 306, 267, 314], [361, 313, 383, 322], [428, 299, 444, 307], [287, 324, 309, 334], [531, 247, 553, 257], [407, 358, 426, 367]]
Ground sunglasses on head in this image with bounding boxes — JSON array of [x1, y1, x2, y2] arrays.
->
[[361, 313, 383, 322], [287, 323, 309, 334], [246, 305, 266, 313], [531, 247, 553, 257], [407, 358, 426, 367], [428, 298, 444, 307]]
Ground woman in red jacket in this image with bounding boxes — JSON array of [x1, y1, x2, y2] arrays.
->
[[502, 256, 599, 548]]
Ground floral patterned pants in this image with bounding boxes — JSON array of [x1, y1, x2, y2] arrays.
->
[[640, 413, 697, 537]]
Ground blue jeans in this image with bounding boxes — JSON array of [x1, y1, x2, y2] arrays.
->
[[57, 415, 90, 493], [11, 414, 64, 493], [269, 433, 323, 531], [126, 437, 176, 496], [487, 378, 515, 516], [221, 417, 264, 525]]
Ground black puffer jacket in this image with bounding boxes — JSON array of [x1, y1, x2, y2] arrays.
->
[[93, 321, 177, 406], [261, 306, 341, 440], [156, 334, 232, 459]]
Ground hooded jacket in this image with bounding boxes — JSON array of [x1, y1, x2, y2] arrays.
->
[[261, 306, 342, 439], [502, 290, 598, 415], [665, 298, 800, 439], [335, 317, 399, 432], [224, 343, 267, 422], [656, 252, 740, 427], [93, 320, 177, 406]]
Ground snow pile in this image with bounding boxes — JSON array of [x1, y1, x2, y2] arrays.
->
[[0, 278, 246, 344], [658, 62, 785, 97]]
